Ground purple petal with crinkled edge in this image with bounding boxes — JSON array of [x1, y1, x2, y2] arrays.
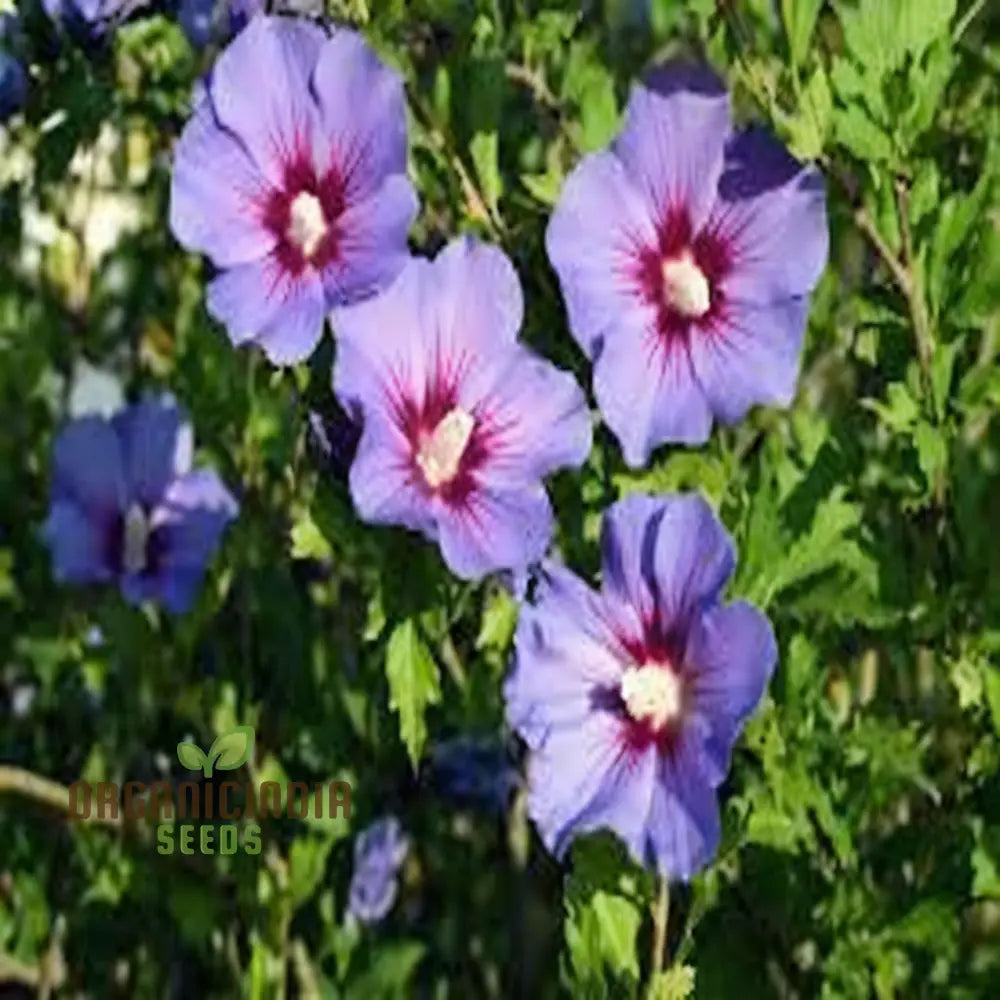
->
[[644, 728, 721, 879], [347, 420, 433, 535], [527, 714, 657, 861], [320, 174, 417, 309], [505, 562, 631, 750], [207, 257, 325, 364]]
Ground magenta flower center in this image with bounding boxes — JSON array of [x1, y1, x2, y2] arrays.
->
[[287, 191, 328, 260], [122, 503, 151, 575], [260, 154, 347, 275], [620, 660, 683, 732], [661, 252, 710, 318], [634, 207, 731, 342], [416, 407, 475, 489]]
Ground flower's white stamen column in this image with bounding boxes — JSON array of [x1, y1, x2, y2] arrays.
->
[[417, 407, 475, 488], [122, 503, 151, 575], [620, 662, 683, 731], [287, 192, 327, 260], [661, 253, 711, 318]]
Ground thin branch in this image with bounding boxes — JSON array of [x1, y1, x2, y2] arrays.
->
[[504, 62, 561, 111], [407, 91, 506, 240], [648, 875, 671, 993], [851, 206, 913, 300], [894, 179, 934, 377], [0, 765, 121, 829]]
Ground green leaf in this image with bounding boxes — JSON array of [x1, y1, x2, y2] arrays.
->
[[864, 382, 920, 433], [207, 725, 255, 775], [563, 42, 619, 152], [345, 941, 425, 1000], [385, 619, 441, 767], [908, 162, 940, 231], [781, 0, 824, 68], [476, 587, 518, 651], [983, 665, 1000, 737], [563, 836, 644, 989], [466, 57, 504, 213], [176, 740, 207, 773], [649, 965, 696, 1000], [289, 835, 335, 909], [834, 103, 894, 162], [837, 0, 955, 79], [785, 66, 832, 160], [749, 487, 875, 609], [565, 890, 642, 985], [290, 511, 333, 562], [912, 420, 948, 492]]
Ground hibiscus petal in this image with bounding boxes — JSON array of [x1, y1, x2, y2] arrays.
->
[[599, 493, 668, 628], [614, 63, 731, 234], [169, 94, 274, 267], [51, 415, 126, 515], [593, 325, 712, 466], [650, 493, 735, 628], [208, 257, 325, 364], [311, 28, 409, 204], [149, 469, 238, 613], [112, 397, 193, 507], [43, 501, 113, 583], [321, 174, 417, 308], [686, 600, 776, 776], [256, 274, 327, 365], [459, 347, 592, 481], [690, 297, 809, 424], [209, 16, 325, 185], [645, 732, 721, 879], [332, 256, 430, 418], [436, 479, 553, 580], [545, 151, 658, 359], [506, 563, 629, 749], [347, 419, 433, 535], [711, 127, 828, 304], [527, 716, 657, 861]]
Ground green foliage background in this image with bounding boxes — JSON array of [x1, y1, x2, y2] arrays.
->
[[1, 0, 999, 997]]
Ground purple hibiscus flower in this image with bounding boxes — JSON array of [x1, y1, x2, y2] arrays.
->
[[347, 815, 410, 925], [333, 237, 593, 580], [43, 398, 238, 614], [504, 493, 776, 879], [177, 0, 264, 48], [546, 63, 828, 467], [170, 16, 417, 366]]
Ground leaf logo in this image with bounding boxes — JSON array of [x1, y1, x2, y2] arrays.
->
[[176, 726, 255, 778]]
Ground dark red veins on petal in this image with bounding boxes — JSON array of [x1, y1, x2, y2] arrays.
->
[[608, 617, 690, 755], [383, 354, 493, 506], [259, 148, 348, 277], [633, 205, 735, 347]]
